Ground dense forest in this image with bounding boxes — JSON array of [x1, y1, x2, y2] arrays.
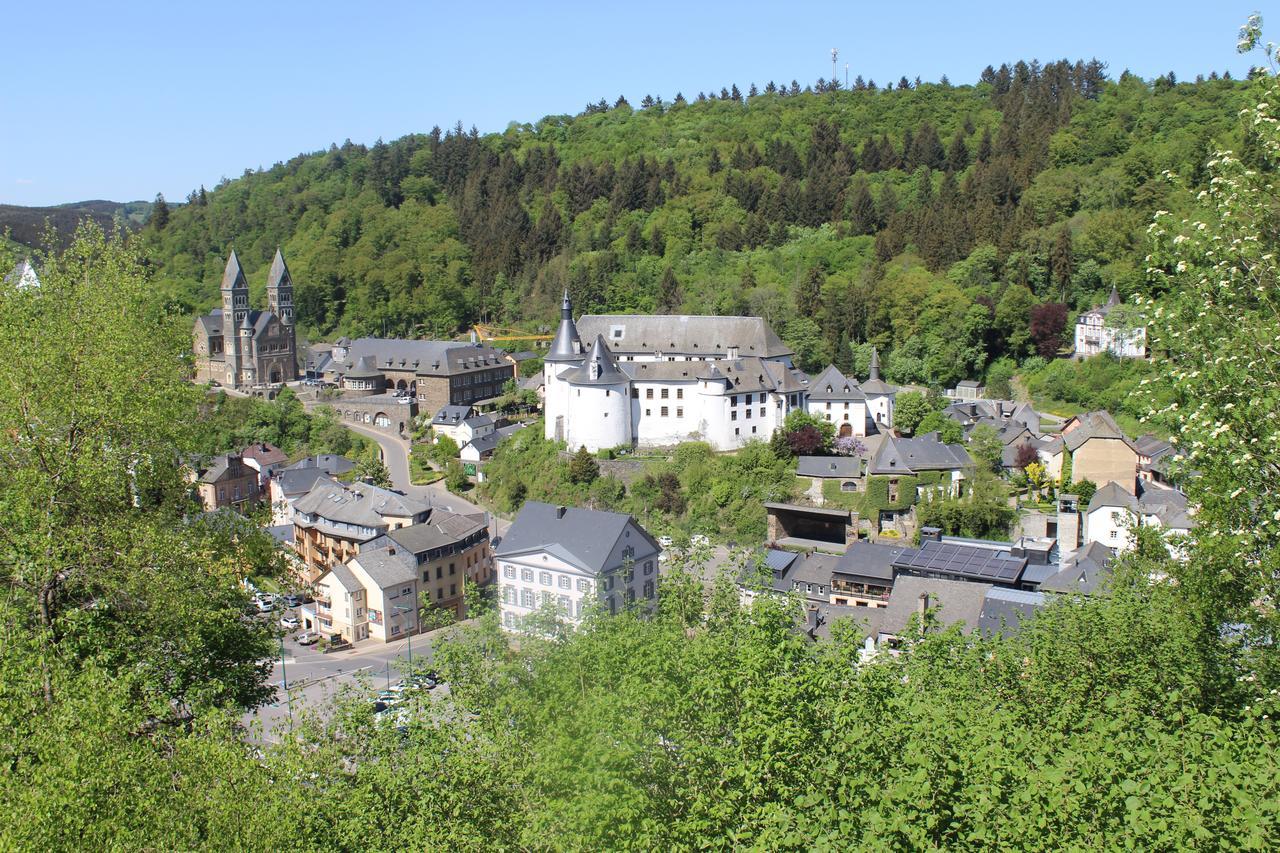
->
[[140, 61, 1248, 387]]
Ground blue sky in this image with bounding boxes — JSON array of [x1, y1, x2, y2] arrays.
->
[[1, 1, 1271, 206]]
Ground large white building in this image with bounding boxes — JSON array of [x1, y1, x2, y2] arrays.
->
[[493, 501, 660, 630], [807, 354, 897, 438], [543, 294, 812, 452], [1074, 287, 1146, 359]]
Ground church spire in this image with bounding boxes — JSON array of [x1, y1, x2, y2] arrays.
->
[[266, 248, 294, 327], [869, 346, 882, 382]]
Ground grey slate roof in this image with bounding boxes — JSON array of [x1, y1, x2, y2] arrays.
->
[[1039, 541, 1114, 595], [324, 561, 363, 593], [494, 501, 658, 575], [859, 347, 897, 396], [345, 355, 382, 379], [979, 587, 1047, 638], [560, 335, 628, 386], [220, 249, 247, 292], [273, 469, 339, 500], [241, 442, 288, 468], [383, 510, 488, 555], [1063, 410, 1137, 453], [1135, 481, 1194, 530], [880, 576, 992, 636], [546, 291, 586, 363], [869, 434, 973, 475], [834, 540, 906, 583], [1088, 481, 1139, 514], [326, 338, 510, 378], [465, 422, 529, 457], [796, 456, 862, 478], [433, 405, 474, 425], [286, 454, 356, 476], [266, 248, 292, 290], [808, 365, 866, 402], [575, 314, 793, 360], [293, 481, 429, 528], [350, 546, 418, 589]]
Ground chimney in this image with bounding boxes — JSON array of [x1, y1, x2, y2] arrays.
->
[[917, 592, 930, 634], [556, 505, 567, 519]]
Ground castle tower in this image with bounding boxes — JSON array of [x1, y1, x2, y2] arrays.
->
[[563, 335, 631, 452], [544, 290, 586, 443], [220, 250, 249, 386]]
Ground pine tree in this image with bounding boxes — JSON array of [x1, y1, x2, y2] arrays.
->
[[708, 148, 723, 174], [975, 128, 993, 163], [847, 178, 879, 235], [946, 130, 969, 172], [795, 265, 825, 315], [731, 84, 743, 102], [568, 446, 599, 485], [658, 267, 682, 313], [674, 92, 686, 104], [748, 83, 759, 98], [150, 193, 170, 231]]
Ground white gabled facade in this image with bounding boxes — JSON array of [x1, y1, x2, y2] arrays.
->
[[1075, 287, 1147, 359]]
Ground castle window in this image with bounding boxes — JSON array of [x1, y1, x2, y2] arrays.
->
[[661, 406, 668, 417], [646, 388, 653, 399], [661, 388, 669, 399], [676, 389, 683, 399], [676, 407, 683, 418]]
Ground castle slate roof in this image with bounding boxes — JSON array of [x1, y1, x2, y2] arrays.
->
[[560, 335, 628, 386], [575, 314, 793, 359], [546, 291, 586, 363], [494, 501, 658, 576], [859, 347, 897, 396], [869, 434, 973, 476], [808, 365, 866, 402], [345, 355, 382, 379]]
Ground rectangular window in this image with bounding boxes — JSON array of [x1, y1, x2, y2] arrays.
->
[[646, 388, 654, 399], [644, 580, 655, 598], [503, 586, 514, 604], [539, 571, 552, 586], [676, 388, 683, 399], [558, 594, 570, 612], [631, 387, 639, 398], [759, 408, 765, 418], [449, 562, 456, 575], [645, 409, 651, 417], [661, 406, 668, 417], [577, 579, 591, 593], [731, 411, 737, 421], [730, 395, 738, 406], [402, 586, 412, 596], [745, 408, 751, 419], [644, 560, 654, 575], [521, 568, 534, 582], [392, 625, 401, 636], [436, 589, 444, 600], [676, 407, 683, 418], [558, 575, 570, 589], [661, 388, 669, 399], [605, 576, 614, 591], [752, 426, 757, 434], [436, 566, 443, 580], [450, 583, 456, 596], [520, 589, 535, 608], [735, 427, 740, 435]]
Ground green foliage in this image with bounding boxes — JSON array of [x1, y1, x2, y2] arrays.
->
[[191, 390, 372, 460], [429, 433, 461, 465], [916, 411, 964, 443], [353, 445, 393, 487], [893, 390, 936, 435], [967, 422, 1004, 473], [1071, 477, 1098, 504], [444, 460, 470, 493], [916, 470, 1015, 538], [139, 71, 1252, 388], [1020, 352, 1161, 425]]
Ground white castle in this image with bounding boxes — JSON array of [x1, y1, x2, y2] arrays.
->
[[542, 293, 896, 452]]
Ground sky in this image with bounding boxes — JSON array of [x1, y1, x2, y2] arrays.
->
[[2, 1, 1273, 207]]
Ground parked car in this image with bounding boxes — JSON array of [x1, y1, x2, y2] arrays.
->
[[658, 536, 673, 548], [283, 593, 304, 608], [296, 631, 319, 646], [407, 673, 437, 690], [253, 596, 273, 613], [280, 614, 300, 630]]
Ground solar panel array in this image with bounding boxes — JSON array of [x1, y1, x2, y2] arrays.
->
[[894, 542, 1026, 583]]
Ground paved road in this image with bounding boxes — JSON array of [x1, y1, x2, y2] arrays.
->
[[246, 619, 446, 741], [338, 420, 511, 537]]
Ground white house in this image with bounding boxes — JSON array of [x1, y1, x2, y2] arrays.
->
[[492, 501, 660, 630], [807, 355, 896, 437], [542, 293, 810, 452], [1075, 286, 1146, 359], [1085, 480, 1194, 554], [431, 405, 495, 447]]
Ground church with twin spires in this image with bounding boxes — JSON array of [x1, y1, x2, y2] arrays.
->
[[193, 249, 299, 388]]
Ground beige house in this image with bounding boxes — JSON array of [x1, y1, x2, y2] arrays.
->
[[188, 453, 262, 513], [310, 510, 492, 643], [1040, 410, 1138, 494]]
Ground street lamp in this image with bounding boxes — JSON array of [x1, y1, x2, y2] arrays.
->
[[392, 604, 414, 672], [279, 635, 294, 732]]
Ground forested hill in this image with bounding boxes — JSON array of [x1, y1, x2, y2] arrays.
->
[[142, 63, 1253, 388]]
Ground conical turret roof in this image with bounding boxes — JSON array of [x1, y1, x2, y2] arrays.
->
[[221, 249, 247, 291], [345, 355, 382, 379], [860, 347, 897, 395], [267, 248, 292, 290], [546, 290, 585, 362], [563, 335, 627, 385]]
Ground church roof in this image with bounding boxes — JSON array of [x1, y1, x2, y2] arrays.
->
[[267, 248, 292, 290], [220, 250, 247, 292]]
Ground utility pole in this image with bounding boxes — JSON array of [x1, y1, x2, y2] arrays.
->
[[279, 635, 294, 732], [845, 63, 850, 88]]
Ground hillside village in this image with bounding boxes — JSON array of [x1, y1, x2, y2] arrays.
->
[[174, 246, 1183, 652]]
